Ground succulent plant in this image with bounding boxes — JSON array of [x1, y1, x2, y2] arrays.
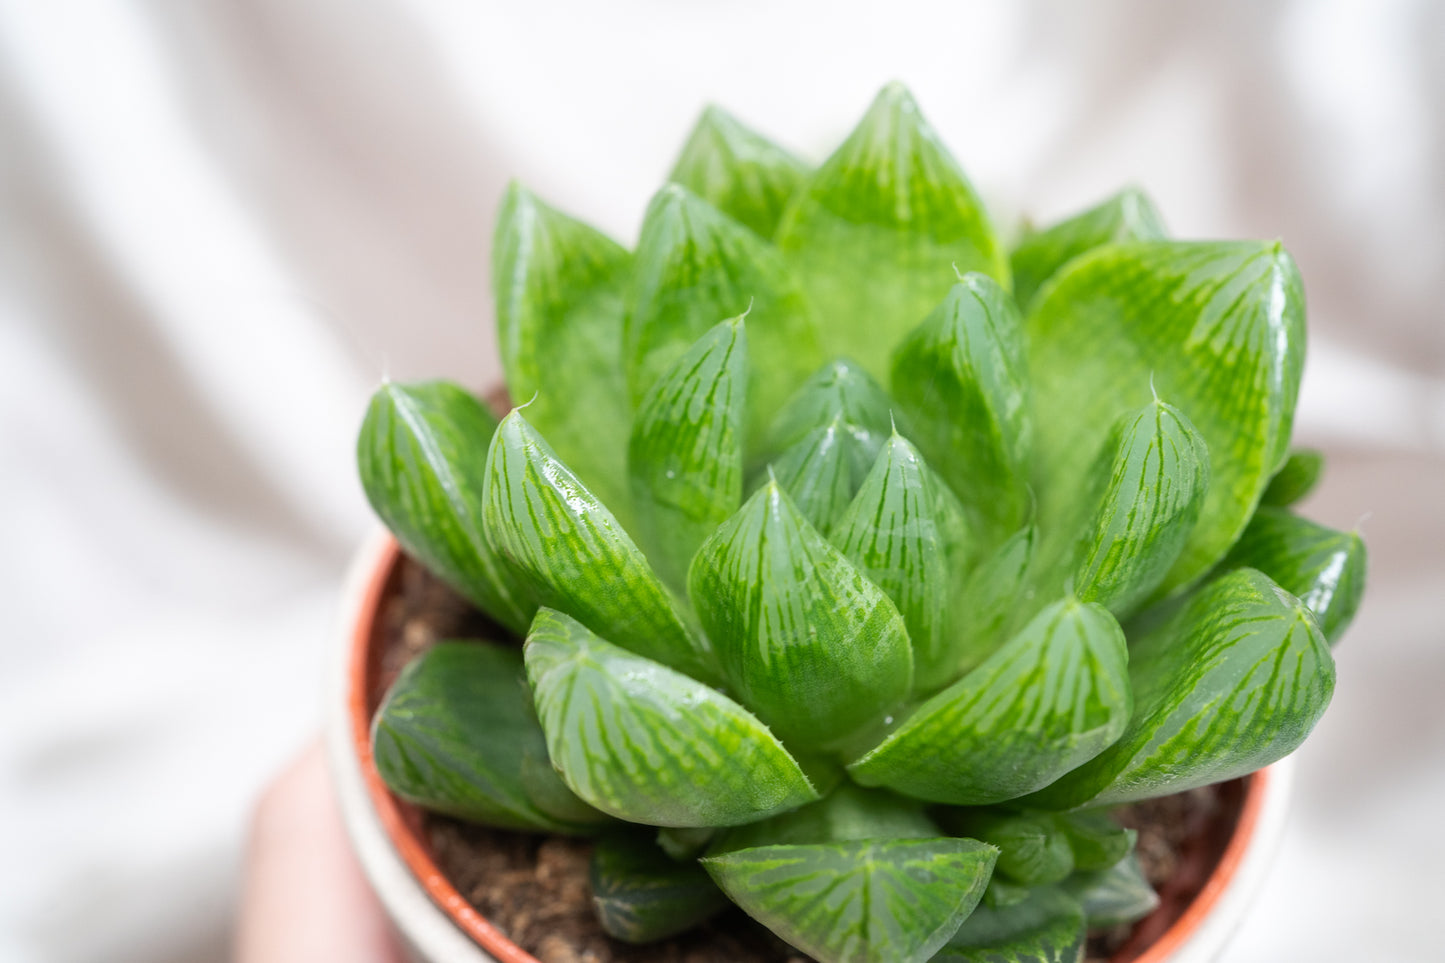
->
[[357, 83, 1366, 963]]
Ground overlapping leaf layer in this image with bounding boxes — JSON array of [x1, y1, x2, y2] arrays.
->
[[358, 84, 1361, 963]]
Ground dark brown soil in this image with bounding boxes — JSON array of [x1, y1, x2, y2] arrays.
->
[[375, 555, 1243, 963]]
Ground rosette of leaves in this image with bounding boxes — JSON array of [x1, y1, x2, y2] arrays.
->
[[357, 83, 1364, 963]]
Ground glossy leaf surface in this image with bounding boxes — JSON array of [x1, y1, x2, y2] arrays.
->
[[483, 410, 712, 680], [1027, 242, 1306, 596], [1260, 448, 1324, 507], [775, 84, 1009, 381], [1221, 507, 1366, 643], [932, 885, 1086, 963], [1061, 852, 1158, 927], [1027, 569, 1335, 809], [703, 838, 998, 963], [627, 184, 821, 437], [689, 479, 913, 748], [832, 432, 972, 692], [669, 105, 810, 239], [525, 609, 817, 827], [766, 417, 867, 536], [628, 318, 748, 589], [493, 185, 633, 513], [889, 275, 1032, 544], [759, 358, 898, 468], [372, 642, 608, 833], [590, 832, 730, 943], [1010, 187, 1167, 308], [357, 381, 534, 632], [849, 599, 1130, 806]]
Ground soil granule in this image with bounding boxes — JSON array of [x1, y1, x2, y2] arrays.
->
[[374, 555, 1244, 963]]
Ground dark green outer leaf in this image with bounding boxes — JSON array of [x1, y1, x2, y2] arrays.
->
[[1025, 568, 1335, 810], [1220, 507, 1366, 643], [483, 410, 714, 681], [626, 184, 822, 440], [889, 275, 1032, 545], [932, 885, 1086, 963], [492, 185, 633, 516], [668, 105, 811, 239], [1054, 811, 1134, 872], [1260, 448, 1325, 506], [775, 83, 1010, 382], [1046, 400, 1209, 619], [357, 381, 534, 632], [1061, 852, 1158, 927], [832, 432, 972, 692], [848, 598, 1130, 806], [688, 479, 914, 749], [590, 833, 730, 943], [1010, 186, 1167, 309], [703, 838, 999, 963], [371, 642, 608, 833], [1026, 241, 1307, 597], [525, 608, 818, 827], [758, 358, 898, 466], [628, 317, 748, 590]]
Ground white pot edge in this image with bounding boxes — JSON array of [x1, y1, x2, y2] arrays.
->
[[326, 531, 1296, 963]]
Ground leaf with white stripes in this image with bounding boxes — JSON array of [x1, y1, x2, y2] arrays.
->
[[357, 381, 534, 632], [702, 838, 998, 963], [1025, 568, 1335, 810], [688, 477, 913, 749], [628, 317, 748, 589], [525, 609, 817, 827], [483, 410, 714, 682], [848, 598, 1130, 806]]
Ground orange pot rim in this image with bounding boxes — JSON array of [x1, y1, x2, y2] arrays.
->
[[347, 537, 1273, 963]]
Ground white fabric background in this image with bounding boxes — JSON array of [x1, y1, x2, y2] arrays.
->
[[1, 1, 1442, 961]]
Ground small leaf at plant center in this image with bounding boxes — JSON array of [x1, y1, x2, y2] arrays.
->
[[668, 105, 811, 239]]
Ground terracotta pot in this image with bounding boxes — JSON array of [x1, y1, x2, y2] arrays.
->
[[328, 531, 1295, 963]]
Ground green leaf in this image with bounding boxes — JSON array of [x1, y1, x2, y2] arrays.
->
[[372, 641, 609, 833], [1010, 187, 1167, 309], [702, 838, 998, 963], [483, 410, 713, 681], [357, 381, 534, 633], [1061, 852, 1158, 927], [775, 83, 1009, 382], [1026, 241, 1307, 597], [626, 184, 822, 439], [668, 105, 811, 239], [833, 432, 974, 692], [657, 826, 716, 861], [932, 886, 1086, 963], [524, 608, 818, 827], [1025, 568, 1335, 809], [1220, 507, 1366, 644], [951, 524, 1039, 674], [1036, 399, 1210, 619], [848, 598, 1130, 806], [758, 358, 898, 466], [628, 317, 748, 589], [889, 275, 1032, 544], [712, 783, 940, 855], [688, 477, 913, 749], [941, 812, 1074, 887], [765, 416, 865, 536], [1054, 811, 1135, 872], [1260, 447, 1324, 507], [492, 184, 633, 515], [590, 832, 730, 943]]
